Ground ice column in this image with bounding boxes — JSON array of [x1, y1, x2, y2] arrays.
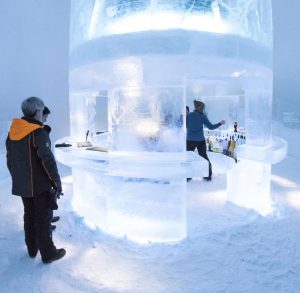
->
[[106, 87, 186, 242]]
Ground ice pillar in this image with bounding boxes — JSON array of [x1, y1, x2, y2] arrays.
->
[[105, 86, 186, 242]]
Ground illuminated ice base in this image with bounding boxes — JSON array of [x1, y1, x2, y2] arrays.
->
[[56, 136, 288, 242], [72, 169, 186, 243], [227, 160, 272, 216], [227, 137, 288, 216], [56, 138, 236, 243]]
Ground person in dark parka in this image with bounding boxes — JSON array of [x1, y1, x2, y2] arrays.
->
[[6, 97, 66, 263], [186, 100, 225, 181]]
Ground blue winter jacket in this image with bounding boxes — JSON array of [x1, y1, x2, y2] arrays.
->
[[186, 110, 221, 141]]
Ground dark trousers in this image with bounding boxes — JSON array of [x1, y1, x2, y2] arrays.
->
[[21, 191, 56, 261], [187, 140, 212, 177]]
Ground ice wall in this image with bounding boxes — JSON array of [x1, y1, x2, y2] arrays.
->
[[272, 1, 300, 159], [0, 1, 70, 146], [0, 122, 9, 180]]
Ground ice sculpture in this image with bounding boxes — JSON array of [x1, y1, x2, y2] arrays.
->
[[56, 0, 287, 242]]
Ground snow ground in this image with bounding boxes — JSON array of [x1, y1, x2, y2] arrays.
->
[[1, 155, 300, 293]]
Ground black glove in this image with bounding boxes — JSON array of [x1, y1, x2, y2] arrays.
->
[[55, 188, 64, 199], [49, 188, 59, 210], [53, 179, 63, 199]]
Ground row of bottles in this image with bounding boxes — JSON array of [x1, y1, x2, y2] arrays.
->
[[204, 129, 246, 159]]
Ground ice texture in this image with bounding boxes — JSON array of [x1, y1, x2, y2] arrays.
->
[[105, 177, 186, 242], [227, 160, 272, 216], [70, 0, 272, 48], [60, 0, 286, 242], [109, 86, 185, 153]]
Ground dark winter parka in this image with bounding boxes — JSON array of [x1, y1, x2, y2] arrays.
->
[[6, 116, 61, 197], [186, 110, 221, 141]]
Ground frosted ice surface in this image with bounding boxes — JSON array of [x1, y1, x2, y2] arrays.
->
[[227, 160, 272, 216], [109, 86, 185, 153], [70, 0, 272, 48]]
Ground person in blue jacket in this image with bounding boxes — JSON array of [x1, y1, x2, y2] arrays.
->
[[186, 100, 225, 181]]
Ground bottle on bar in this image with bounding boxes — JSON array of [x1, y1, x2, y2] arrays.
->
[[234, 121, 237, 132]]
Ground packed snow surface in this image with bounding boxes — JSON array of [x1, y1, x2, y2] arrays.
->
[[0, 153, 300, 292]]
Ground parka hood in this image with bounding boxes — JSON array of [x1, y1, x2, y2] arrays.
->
[[9, 118, 43, 141]]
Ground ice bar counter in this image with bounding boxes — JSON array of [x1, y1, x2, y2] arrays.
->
[[56, 0, 287, 243]]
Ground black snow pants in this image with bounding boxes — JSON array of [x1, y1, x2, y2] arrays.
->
[[186, 140, 212, 178], [21, 191, 57, 261]]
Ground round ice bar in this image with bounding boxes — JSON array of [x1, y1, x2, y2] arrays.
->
[[59, 0, 285, 242]]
